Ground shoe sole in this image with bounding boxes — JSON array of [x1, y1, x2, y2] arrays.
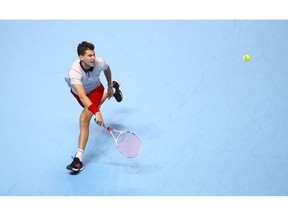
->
[[66, 165, 84, 171], [114, 90, 123, 102], [72, 166, 84, 172], [112, 80, 123, 102]]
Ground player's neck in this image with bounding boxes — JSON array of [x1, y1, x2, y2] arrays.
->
[[80, 61, 93, 72]]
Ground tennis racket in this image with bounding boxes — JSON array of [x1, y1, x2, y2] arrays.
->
[[96, 120, 142, 158]]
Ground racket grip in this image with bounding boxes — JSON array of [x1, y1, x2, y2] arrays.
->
[[94, 118, 104, 127]]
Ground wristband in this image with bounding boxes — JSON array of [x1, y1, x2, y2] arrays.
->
[[88, 104, 99, 114]]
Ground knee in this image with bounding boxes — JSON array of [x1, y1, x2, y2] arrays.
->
[[79, 112, 92, 127]]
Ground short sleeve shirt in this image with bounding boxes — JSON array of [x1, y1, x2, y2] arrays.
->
[[65, 57, 108, 94]]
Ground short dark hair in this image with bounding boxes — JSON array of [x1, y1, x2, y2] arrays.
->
[[77, 41, 95, 56]]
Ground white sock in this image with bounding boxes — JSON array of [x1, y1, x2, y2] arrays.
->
[[75, 149, 84, 161]]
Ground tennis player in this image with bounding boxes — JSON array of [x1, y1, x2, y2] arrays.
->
[[65, 41, 123, 172]]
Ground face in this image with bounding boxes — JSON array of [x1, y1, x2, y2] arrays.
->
[[80, 49, 95, 69]]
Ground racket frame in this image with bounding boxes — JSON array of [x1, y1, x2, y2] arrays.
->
[[103, 124, 142, 158]]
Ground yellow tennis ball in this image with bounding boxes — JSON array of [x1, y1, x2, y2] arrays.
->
[[243, 54, 250, 62]]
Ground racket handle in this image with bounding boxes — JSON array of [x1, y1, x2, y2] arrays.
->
[[95, 120, 113, 132]]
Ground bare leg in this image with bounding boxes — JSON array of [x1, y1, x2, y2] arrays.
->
[[99, 90, 108, 107], [78, 108, 93, 150], [78, 90, 109, 150]]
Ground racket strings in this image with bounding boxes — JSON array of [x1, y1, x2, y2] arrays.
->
[[116, 132, 142, 157]]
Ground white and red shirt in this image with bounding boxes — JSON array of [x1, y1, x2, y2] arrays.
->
[[65, 57, 108, 95]]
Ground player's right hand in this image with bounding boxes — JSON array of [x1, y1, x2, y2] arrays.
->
[[94, 111, 104, 126]]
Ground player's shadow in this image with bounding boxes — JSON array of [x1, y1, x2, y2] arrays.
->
[[81, 108, 162, 174], [100, 162, 162, 175]]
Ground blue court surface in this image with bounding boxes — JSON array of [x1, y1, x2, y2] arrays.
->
[[1, 20, 288, 197]]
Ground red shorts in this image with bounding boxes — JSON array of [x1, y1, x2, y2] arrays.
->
[[70, 83, 105, 109]]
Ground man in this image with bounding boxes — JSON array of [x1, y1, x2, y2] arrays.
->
[[65, 41, 123, 172]]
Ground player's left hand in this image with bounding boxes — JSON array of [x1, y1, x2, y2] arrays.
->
[[107, 86, 114, 99]]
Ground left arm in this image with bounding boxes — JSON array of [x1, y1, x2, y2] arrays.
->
[[104, 66, 114, 99]]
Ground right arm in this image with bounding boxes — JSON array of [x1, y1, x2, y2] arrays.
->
[[73, 84, 103, 125], [73, 84, 92, 108]]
